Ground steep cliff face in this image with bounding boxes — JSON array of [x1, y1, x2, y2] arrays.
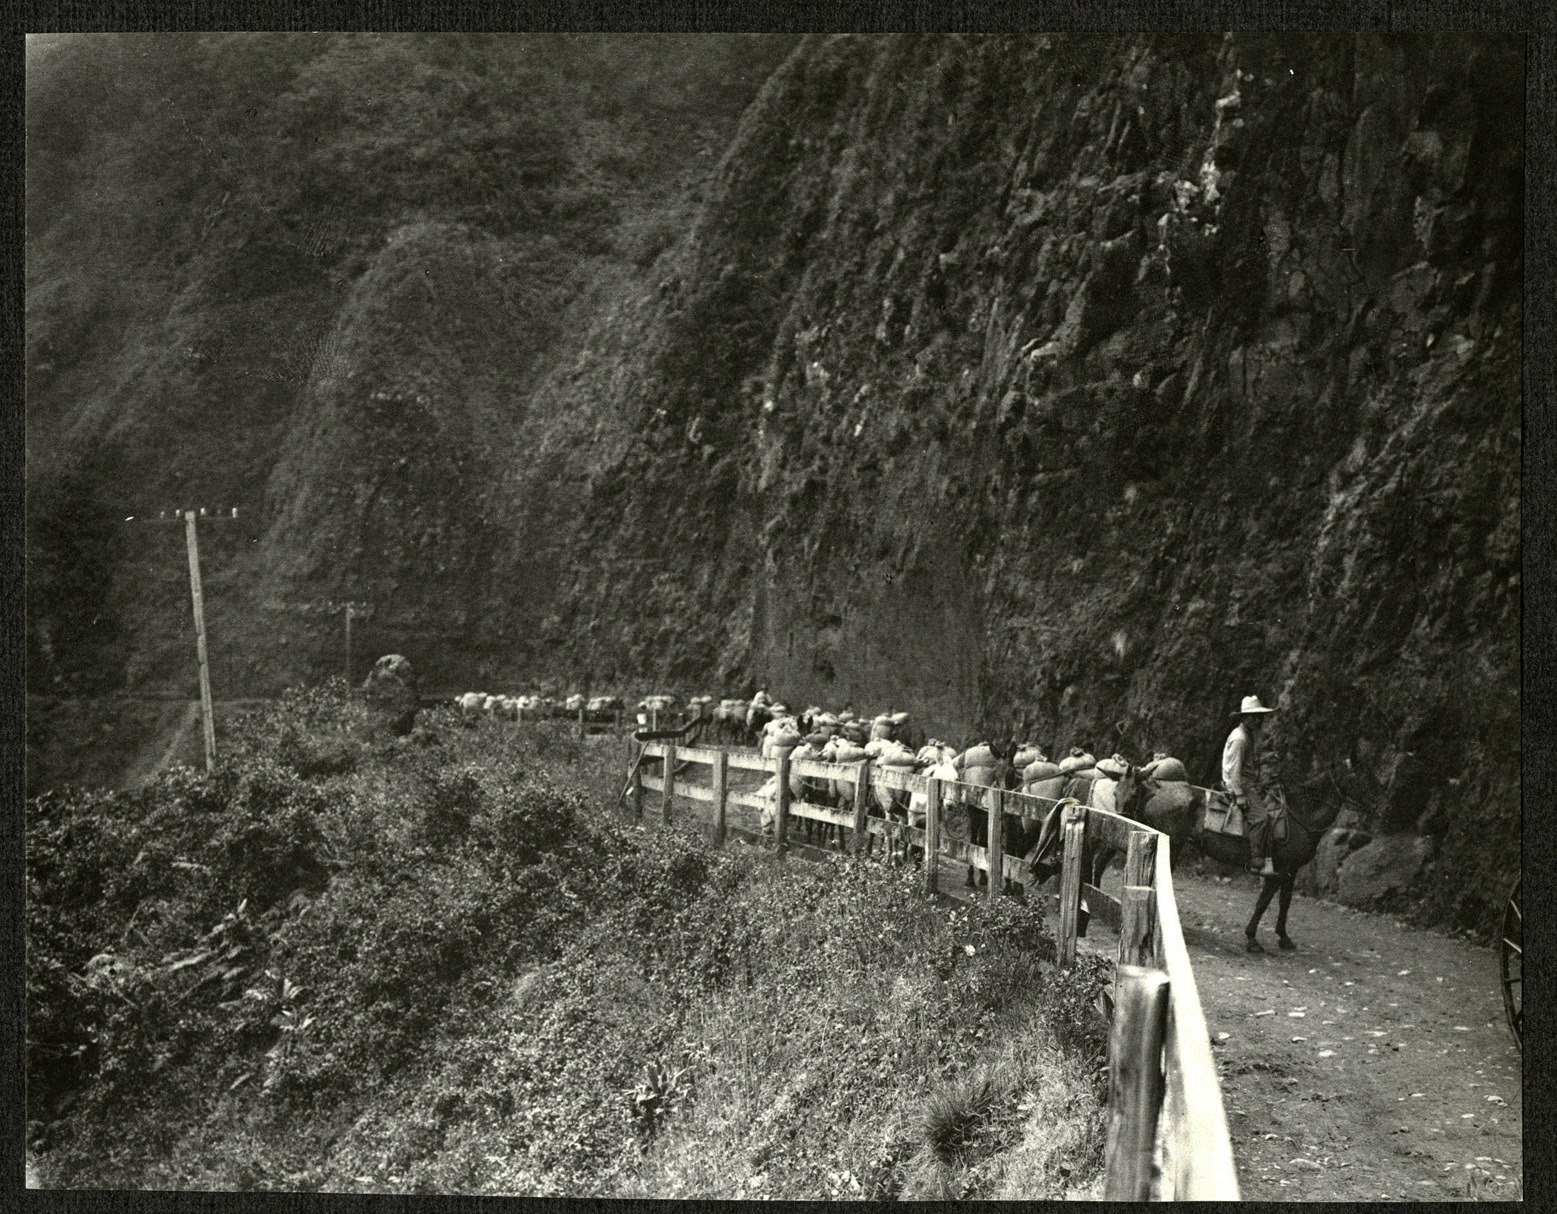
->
[[509, 33, 1521, 929], [27, 33, 1520, 930]]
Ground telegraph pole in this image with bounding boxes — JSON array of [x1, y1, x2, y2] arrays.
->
[[287, 599, 373, 684], [121, 506, 241, 772], [340, 601, 372, 685], [184, 511, 216, 772]]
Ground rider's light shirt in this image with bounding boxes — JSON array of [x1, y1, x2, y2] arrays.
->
[[1222, 723, 1251, 796]]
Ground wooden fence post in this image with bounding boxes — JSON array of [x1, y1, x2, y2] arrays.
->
[[775, 753, 791, 856], [986, 787, 1005, 904], [712, 750, 728, 846], [923, 774, 941, 893], [1103, 965, 1170, 1202], [852, 759, 872, 855], [1151, 836, 1171, 971], [1057, 802, 1087, 967], [662, 741, 677, 824], [578, 705, 586, 739], [629, 740, 645, 819], [1119, 831, 1159, 975]]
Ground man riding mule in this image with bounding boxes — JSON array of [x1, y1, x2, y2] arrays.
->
[[1021, 708, 1344, 953], [1223, 694, 1282, 877]]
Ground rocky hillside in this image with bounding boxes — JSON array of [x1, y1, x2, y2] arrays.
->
[[26, 33, 1520, 931]]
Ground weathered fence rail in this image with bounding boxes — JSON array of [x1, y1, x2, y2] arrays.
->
[[630, 739, 1239, 1200]]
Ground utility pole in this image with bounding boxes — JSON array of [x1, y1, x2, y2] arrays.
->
[[121, 506, 241, 772], [184, 511, 216, 772], [340, 601, 372, 685], [288, 599, 373, 685]]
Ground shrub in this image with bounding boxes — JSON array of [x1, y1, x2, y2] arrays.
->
[[28, 681, 1109, 1195]]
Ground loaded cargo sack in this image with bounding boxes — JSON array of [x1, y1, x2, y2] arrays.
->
[[1142, 754, 1188, 782], [1203, 789, 1246, 837], [1058, 748, 1096, 774], [1094, 753, 1129, 779], [1013, 744, 1045, 771], [874, 743, 918, 771], [958, 743, 1000, 790], [769, 732, 801, 761], [832, 740, 868, 764], [1021, 759, 1071, 796]]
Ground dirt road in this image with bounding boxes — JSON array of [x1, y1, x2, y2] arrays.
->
[[655, 765, 1523, 1202], [1078, 863, 1523, 1201]]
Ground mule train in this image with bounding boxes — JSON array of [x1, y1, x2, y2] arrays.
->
[[740, 715, 1345, 955], [454, 691, 624, 725]]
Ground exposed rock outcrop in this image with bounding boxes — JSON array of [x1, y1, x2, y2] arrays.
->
[[360, 653, 419, 737]]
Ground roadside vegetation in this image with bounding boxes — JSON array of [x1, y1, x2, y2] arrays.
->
[[27, 683, 1110, 1196]]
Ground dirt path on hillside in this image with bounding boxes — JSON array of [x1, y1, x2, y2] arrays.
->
[[920, 841, 1522, 1200], [1130, 867, 1524, 1201], [648, 767, 1523, 1202]]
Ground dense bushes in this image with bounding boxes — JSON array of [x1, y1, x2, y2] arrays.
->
[[28, 684, 1109, 1194]]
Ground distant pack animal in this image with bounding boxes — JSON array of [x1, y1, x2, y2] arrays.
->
[[745, 690, 776, 747], [908, 740, 959, 829], [586, 695, 623, 723], [638, 694, 677, 727], [866, 739, 919, 860], [457, 692, 487, 725], [713, 698, 748, 745], [761, 715, 803, 760], [826, 737, 871, 844], [788, 733, 840, 847], [950, 742, 1010, 888]]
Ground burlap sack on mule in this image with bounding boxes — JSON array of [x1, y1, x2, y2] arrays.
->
[[1203, 790, 1245, 837]]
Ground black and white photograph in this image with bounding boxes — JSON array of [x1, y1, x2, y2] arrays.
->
[[22, 26, 1524, 1200]]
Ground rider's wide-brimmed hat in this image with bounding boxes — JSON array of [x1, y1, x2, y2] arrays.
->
[[1232, 695, 1278, 717]]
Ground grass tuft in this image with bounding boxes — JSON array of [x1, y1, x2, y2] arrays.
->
[[922, 1067, 1007, 1164]]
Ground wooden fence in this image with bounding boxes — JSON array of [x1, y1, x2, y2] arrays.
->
[[628, 739, 1239, 1201]]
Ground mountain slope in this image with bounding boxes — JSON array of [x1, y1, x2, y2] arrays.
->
[[26, 33, 1520, 931]]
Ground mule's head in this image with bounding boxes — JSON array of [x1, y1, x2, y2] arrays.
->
[[1113, 761, 1146, 819]]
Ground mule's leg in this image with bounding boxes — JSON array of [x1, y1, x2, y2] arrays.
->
[[1001, 814, 1024, 895], [963, 801, 978, 887], [1022, 853, 1055, 897], [1089, 846, 1111, 891], [970, 803, 989, 887], [1276, 873, 1297, 950], [1245, 876, 1280, 953], [866, 803, 885, 858]]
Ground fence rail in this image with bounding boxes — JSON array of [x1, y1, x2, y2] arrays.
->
[[630, 739, 1239, 1201]]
